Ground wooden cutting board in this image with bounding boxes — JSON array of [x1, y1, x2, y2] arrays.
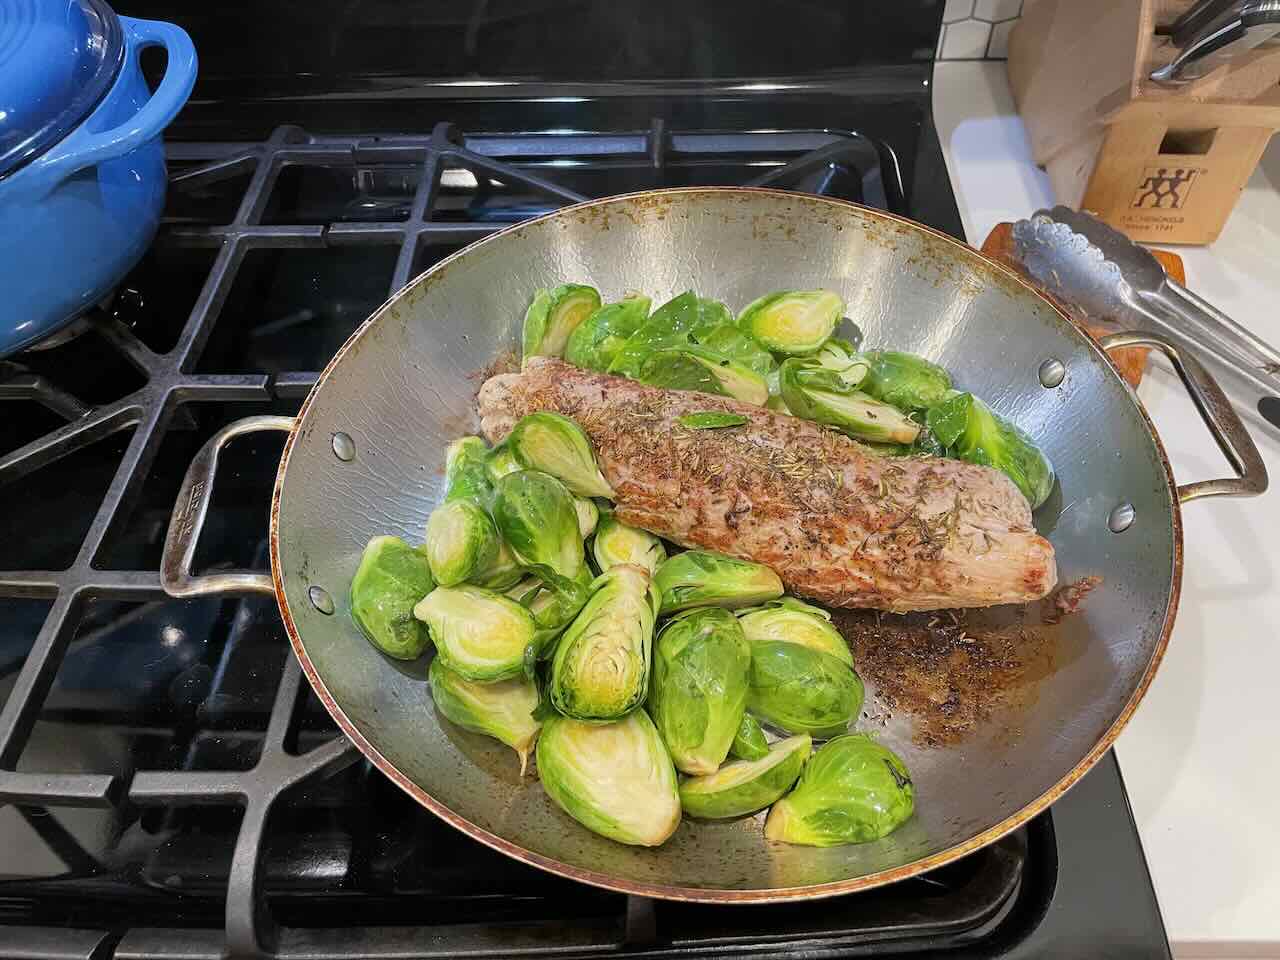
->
[[980, 222, 1187, 389]]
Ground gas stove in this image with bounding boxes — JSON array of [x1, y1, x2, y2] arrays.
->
[[0, 2, 1170, 957]]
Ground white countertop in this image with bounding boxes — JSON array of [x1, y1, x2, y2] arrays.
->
[[934, 60, 1280, 957]]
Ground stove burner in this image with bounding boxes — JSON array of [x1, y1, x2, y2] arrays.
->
[[0, 120, 1069, 960]]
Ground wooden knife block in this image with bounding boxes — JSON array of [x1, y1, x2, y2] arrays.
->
[[1009, 0, 1280, 245]]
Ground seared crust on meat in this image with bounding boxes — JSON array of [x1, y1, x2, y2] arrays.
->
[[478, 358, 1057, 612]]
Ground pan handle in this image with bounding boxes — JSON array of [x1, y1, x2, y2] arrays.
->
[[1100, 332, 1268, 503], [161, 415, 296, 598]]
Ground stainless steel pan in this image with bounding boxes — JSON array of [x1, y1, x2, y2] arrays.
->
[[160, 188, 1266, 901]]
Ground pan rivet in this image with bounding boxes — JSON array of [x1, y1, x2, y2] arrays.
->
[[331, 432, 355, 462], [1038, 358, 1066, 388], [1108, 502, 1136, 533], [308, 585, 335, 615]]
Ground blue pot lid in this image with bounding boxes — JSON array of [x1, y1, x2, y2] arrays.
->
[[0, 0, 125, 179]]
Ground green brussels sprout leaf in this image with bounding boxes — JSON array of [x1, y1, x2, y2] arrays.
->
[[911, 425, 948, 458], [608, 291, 703, 379], [428, 658, 541, 775], [694, 323, 776, 378], [694, 296, 734, 329], [536, 710, 681, 846], [677, 412, 750, 430], [649, 607, 752, 775], [812, 337, 870, 389], [522, 565, 594, 661], [730, 712, 770, 761], [653, 549, 783, 616], [862, 350, 953, 413], [680, 734, 811, 820], [765, 734, 914, 845], [522, 283, 601, 365], [485, 441, 522, 482], [766, 393, 792, 415], [564, 294, 652, 372], [414, 585, 536, 682], [926, 392, 1055, 509], [574, 496, 599, 539], [349, 535, 435, 660], [638, 348, 769, 406], [444, 436, 494, 505], [504, 575, 542, 604]]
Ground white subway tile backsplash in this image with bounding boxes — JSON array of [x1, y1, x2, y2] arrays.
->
[[974, 0, 1022, 21], [939, 18, 993, 59], [937, 0, 1022, 60], [987, 17, 1017, 57]]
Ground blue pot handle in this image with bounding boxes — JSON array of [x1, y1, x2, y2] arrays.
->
[[31, 16, 197, 190]]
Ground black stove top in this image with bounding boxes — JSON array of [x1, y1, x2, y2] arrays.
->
[[0, 3, 1169, 957]]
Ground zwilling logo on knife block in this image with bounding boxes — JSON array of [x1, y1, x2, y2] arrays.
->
[[1130, 167, 1204, 210]]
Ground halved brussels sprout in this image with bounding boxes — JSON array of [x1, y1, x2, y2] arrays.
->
[[764, 734, 915, 846], [507, 411, 614, 499], [444, 436, 494, 505], [592, 514, 667, 575], [737, 598, 853, 667], [564, 294, 652, 372], [471, 538, 525, 591], [349, 535, 435, 660], [813, 337, 870, 389], [649, 607, 752, 775], [779, 358, 920, 444], [862, 350, 953, 413], [574, 497, 599, 539], [680, 734, 811, 820], [428, 658, 541, 775], [731, 712, 770, 761], [638, 348, 769, 406], [926, 391, 1055, 509], [423, 499, 499, 587], [747, 641, 863, 738], [522, 283, 601, 364], [536, 710, 681, 846], [550, 564, 660, 722], [413, 585, 535, 682], [737, 289, 844, 355], [493, 470, 585, 580], [653, 549, 783, 616], [485, 441, 522, 482]]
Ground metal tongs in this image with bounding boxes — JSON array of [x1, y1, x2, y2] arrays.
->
[[1010, 207, 1280, 406]]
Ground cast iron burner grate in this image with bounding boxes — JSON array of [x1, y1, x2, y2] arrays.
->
[[0, 122, 1047, 959]]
